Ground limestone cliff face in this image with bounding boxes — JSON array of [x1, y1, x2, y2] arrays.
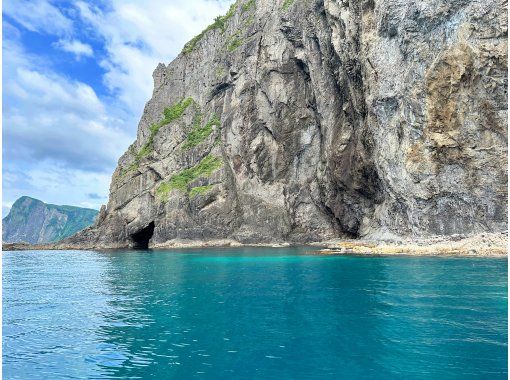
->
[[70, 0, 507, 248]]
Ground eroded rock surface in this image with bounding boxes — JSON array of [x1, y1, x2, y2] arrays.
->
[[67, 0, 507, 248]]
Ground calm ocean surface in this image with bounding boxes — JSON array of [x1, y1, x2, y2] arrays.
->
[[3, 248, 508, 379]]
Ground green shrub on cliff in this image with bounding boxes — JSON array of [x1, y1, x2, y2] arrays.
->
[[138, 97, 194, 159], [156, 155, 223, 198], [189, 184, 215, 197], [120, 98, 195, 176], [282, 0, 295, 10], [163, 98, 194, 122], [227, 36, 244, 52], [183, 114, 221, 149], [182, 3, 238, 54], [241, 0, 256, 13]]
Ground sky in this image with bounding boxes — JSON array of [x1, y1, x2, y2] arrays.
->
[[3, 0, 231, 216]]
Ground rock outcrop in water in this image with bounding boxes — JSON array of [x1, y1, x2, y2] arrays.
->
[[68, 0, 507, 249], [3, 196, 98, 244]]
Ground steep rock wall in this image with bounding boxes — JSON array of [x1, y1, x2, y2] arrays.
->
[[69, 0, 507, 248]]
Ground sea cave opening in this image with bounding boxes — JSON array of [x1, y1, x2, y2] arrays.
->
[[130, 221, 155, 249]]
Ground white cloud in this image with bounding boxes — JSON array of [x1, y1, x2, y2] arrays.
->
[[3, 0, 73, 36], [2, 201, 14, 218], [3, 162, 112, 212], [76, 0, 232, 113], [3, 34, 131, 172], [26, 165, 112, 209], [3, 0, 236, 210], [12, 67, 103, 115], [54, 39, 94, 59]]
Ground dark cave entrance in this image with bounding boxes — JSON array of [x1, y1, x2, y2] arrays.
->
[[130, 221, 155, 249]]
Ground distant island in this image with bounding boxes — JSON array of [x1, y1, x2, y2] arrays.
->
[[2, 196, 98, 244]]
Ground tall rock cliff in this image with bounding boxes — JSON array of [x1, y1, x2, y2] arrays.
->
[[70, 0, 508, 248], [3, 197, 98, 244]]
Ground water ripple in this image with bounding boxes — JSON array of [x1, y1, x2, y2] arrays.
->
[[3, 249, 507, 379]]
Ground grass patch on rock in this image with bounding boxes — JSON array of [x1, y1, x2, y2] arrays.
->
[[227, 35, 244, 52], [121, 98, 194, 176], [183, 114, 221, 150], [282, 0, 295, 10], [182, 3, 238, 54], [156, 155, 223, 199], [189, 184, 215, 198], [139, 97, 194, 157], [241, 0, 256, 13], [215, 67, 227, 79]]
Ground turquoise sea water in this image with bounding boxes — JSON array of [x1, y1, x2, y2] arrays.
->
[[3, 248, 508, 379]]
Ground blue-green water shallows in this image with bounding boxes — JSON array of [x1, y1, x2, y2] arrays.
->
[[3, 248, 508, 379]]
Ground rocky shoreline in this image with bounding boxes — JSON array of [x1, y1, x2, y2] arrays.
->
[[3, 232, 507, 257], [312, 232, 508, 257]]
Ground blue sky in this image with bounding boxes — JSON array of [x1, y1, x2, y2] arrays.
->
[[3, 0, 231, 215]]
